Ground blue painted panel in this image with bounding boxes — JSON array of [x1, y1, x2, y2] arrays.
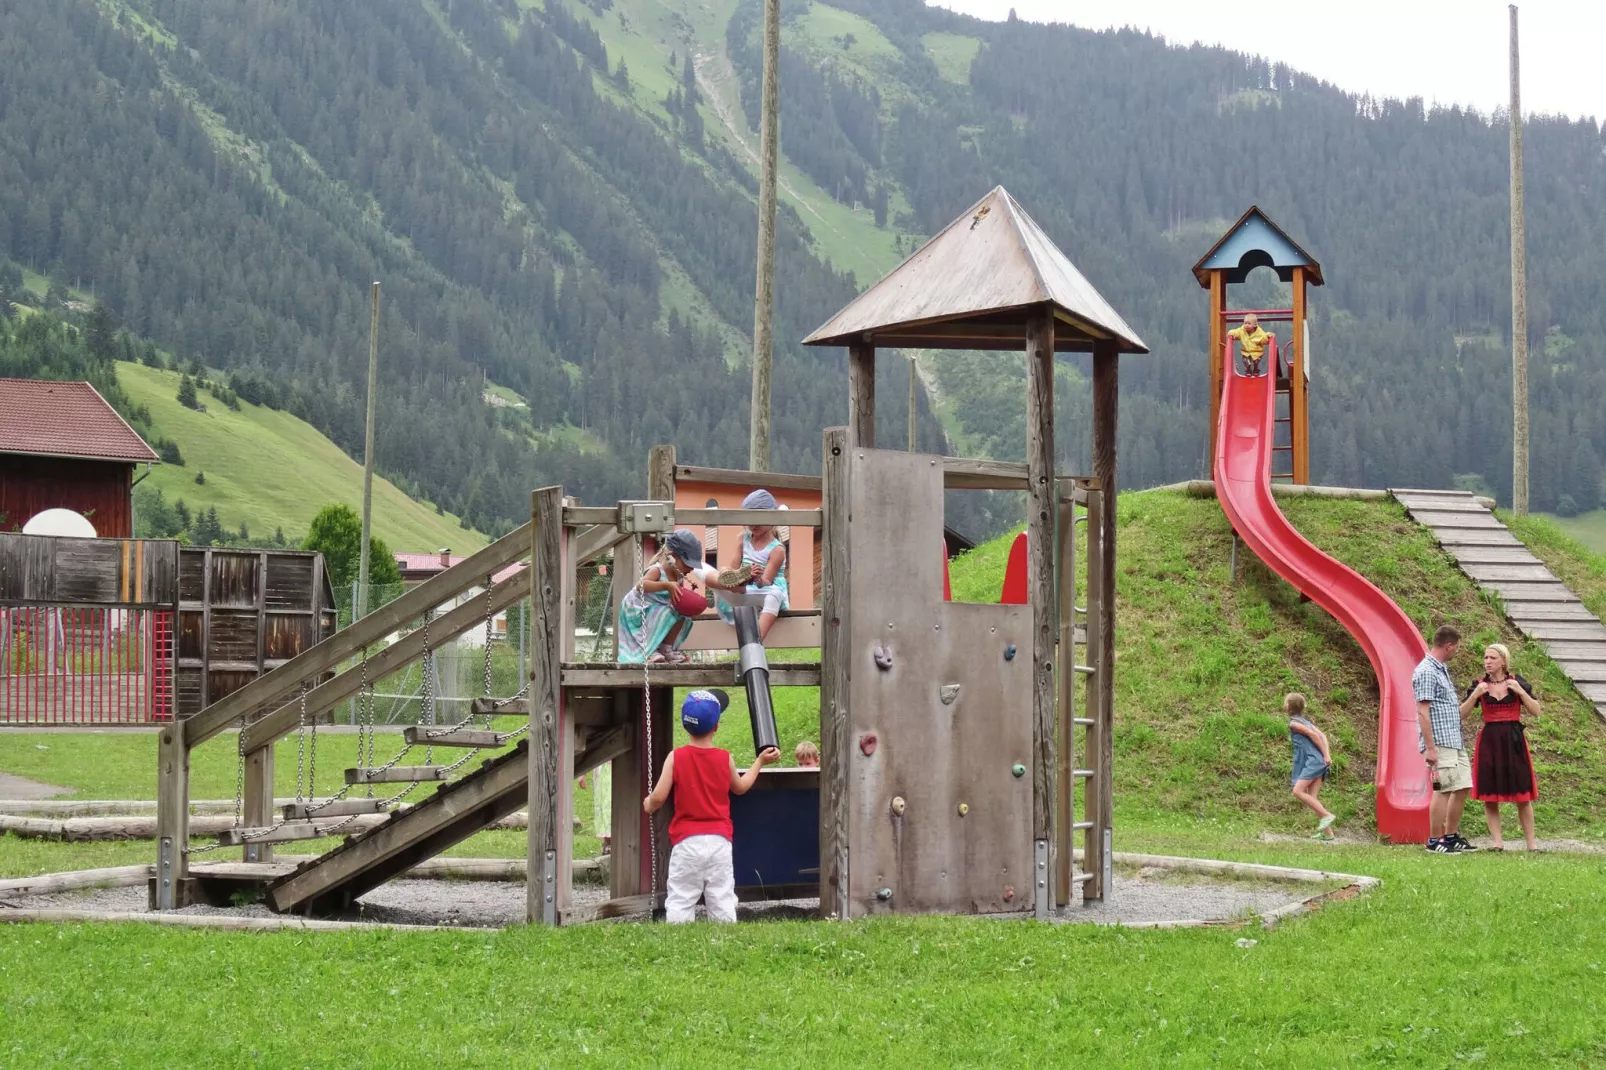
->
[[731, 779, 819, 890], [1199, 215, 1314, 283]]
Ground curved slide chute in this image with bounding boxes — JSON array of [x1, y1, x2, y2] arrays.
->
[[1214, 340, 1430, 842]]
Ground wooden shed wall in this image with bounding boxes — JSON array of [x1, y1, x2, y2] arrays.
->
[[0, 456, 135, 538], [0, 532, 177, 606]]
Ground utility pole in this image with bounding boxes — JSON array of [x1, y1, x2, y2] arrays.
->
[[357, 281, 380, 619], [748, 0, 780, 472], [1509, 4, 1529, 515]]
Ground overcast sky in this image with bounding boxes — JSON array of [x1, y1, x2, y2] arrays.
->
[[929, 1, 1604, 122]]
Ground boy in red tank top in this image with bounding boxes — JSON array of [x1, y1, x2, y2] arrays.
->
[[643, 689, 779, 922]]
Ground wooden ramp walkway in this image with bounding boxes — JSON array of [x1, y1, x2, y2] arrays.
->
[[266, 740, 529, 916], [1393, 489, 1606, 722]]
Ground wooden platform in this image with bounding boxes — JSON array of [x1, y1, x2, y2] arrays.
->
[[1394, 489, 1606, 722]]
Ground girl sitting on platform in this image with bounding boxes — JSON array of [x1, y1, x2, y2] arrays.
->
[[713, 489, 789, 641], [618, 530, 710, 664]]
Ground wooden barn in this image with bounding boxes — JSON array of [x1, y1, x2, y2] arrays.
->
[[0, 378, 159, 538]]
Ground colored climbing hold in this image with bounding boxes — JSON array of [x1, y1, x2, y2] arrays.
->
[[1011, 763, 1026, 778], [1004, 643, 1017, 661]]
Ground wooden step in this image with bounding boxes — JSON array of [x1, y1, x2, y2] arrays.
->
[[1543, 641, 1606, 661], [344, 766, 449, 785], [1504, 602, 1597, 622], [1462, 564, 1557, 584], [1553, 661, 1606, 683], [1391, 488, 1479, 500], [214, 823, 343, 847], [403, 726, 504, 749], [1451, 548, 1543, 566], [1434, 529, 1522, 547], [281, 798, 391, 820], [1478, 581, 1577, 602], [1412, 511, 1505, 529], [471, 697, 526, 717], [1398, 497, 1488, 514], [1522, 621, 1606, 642], [1575, 682, 1606, 703]]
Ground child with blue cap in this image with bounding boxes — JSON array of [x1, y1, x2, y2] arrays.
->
[[643, 688, 779, 922], [617, 529, 713, 664]]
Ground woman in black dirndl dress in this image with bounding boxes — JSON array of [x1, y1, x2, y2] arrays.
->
[[1459, 643, 1540, 851]]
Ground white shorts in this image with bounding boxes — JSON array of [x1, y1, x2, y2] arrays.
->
[[664, 834, 737, 923], [717, 588, 785, 621]]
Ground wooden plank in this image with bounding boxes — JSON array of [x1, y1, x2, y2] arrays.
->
[[674, 464, 821, 492], [1503, 602, 1597, 622], [281, 799, 390, 820], [402, 727, 505, 749], [559, 664, 821, 687], [941, 458, 1030, 491], [1522, 621, 1606, 642], [1089, 341, 1118, 903], [238, 568, 531, 752], [1543, 641, 1606, 661], [1410, 511, 1505, 529], [849, 342, 875, 447], [675, 508, 822, 527], [153, 725, 188, 910], [1478, 581, 1576, 602], [1553, 661, 1606, 683], [1575, 682, 1606, 703], [1290, 267, 1308, 485], [609, 690, 642, 899], [241, 743, 274, 864], [818, 426, 850, 919], [574, 721, 633, 780], [1208, 269, 1225, 463], [1433, 529, 1522, 547], [571, 524, 628, 569], [1460, 564, 1557, 584], [1025, 306, 1056, 913], [1391, 488, 1481, 499], [1450, 548, 1544, 566], [345, 766, 448, 784], [185, 521, 533, 747], [214, 823, 343, 847], [527, 486, 567, 925], [1397, 497, 1488, 513]]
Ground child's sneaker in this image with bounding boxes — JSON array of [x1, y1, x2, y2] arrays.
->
[[1317, 815, 1336, 834], [1425, 837, 1456, 854]]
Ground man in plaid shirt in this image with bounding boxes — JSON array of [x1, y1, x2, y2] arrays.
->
[[1414, 624, 1477, 853]]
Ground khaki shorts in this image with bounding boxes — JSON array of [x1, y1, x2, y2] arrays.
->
[[1431, 746, 1473, 793]]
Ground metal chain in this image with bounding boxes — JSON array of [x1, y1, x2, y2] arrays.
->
[[480, 576, 495, 726], [420, 611, 434, 766], [295, 681, 308, 804], [232, 713, 246, 828], [306, 687, 317, 800], [644, 659, 658, 916]]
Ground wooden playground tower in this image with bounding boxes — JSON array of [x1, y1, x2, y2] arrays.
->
[[1196, 206, 1324, 484], [154, 187, 1143, 922]]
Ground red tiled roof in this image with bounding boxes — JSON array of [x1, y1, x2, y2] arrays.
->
[[394, 552, 525, 585], [0, 379, 160, 463]]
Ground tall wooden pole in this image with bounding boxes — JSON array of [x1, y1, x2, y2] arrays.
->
[[1024, 305, 1056, 917], [907, 354, 917, 451], [748, 0, 780, 472], [1509, 4, 1530, 515], [357, 282, 380, 618]]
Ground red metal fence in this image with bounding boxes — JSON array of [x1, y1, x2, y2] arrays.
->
[[0, 607, 175, 724]]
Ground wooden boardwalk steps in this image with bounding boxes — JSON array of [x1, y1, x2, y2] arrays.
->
[[1393, 488, 1606, 722], [267, 741, 530, 915]]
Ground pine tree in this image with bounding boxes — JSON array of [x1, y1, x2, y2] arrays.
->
[[176, 376, 198, 409]]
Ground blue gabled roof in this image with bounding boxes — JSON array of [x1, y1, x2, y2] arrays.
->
[[1192, 207, 1324, 287]]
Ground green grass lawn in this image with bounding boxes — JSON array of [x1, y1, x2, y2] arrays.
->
[[1546, 509, 1606, 555], [118, 361, 484, 552], [1504, 511, 1606, 620], [921, 31, 983, 84]]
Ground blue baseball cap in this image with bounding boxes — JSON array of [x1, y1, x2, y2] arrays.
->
[[681, 689, 730, 734]]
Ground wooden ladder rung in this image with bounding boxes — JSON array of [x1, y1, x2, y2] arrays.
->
[[280, 798, 390, 820], [213, 822, 341, 847], [402, 726, 503, 749], [345, 766, 449, 785]]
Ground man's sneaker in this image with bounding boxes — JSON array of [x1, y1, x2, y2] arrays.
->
[[1425, 838, 1456, 854], [1447, 834, 1480, 853]]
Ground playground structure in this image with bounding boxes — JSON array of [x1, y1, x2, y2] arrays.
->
[[1196, 210, 1431, 843], [152, 185, 1139, 921]]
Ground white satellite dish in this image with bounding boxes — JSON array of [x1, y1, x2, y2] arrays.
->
[[22, 509, 97, 538]]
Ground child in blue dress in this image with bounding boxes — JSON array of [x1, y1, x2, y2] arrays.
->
[[714, 489, 789, 641], [618, 530, 710, 664], [1286, 692, 1336, 840]]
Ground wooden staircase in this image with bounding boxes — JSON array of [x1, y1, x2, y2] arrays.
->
[[266, 741, 530, 916], [1394, 488, 1606, 721]]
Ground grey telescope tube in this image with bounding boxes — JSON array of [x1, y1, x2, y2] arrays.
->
[[734, 605, 779, 754]]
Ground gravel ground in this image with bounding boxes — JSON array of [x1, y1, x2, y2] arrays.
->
[[3, 867, 1318, 928], [0, 773, 71, 800]]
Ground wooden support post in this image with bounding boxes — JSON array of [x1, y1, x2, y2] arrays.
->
[[527, 487, 571, 925], [154, 724, 189, 909], [848, 341, 875, 448], [1054, 480, 1077, 906], [241, 745, 274, 864], [1290, 266, 1309, 485], [648, 683, 672, 903], [1024, 306, 1057, 916], [609, 688, 641, 898], [1208, 270, 1225, 465], [818, 426, 851, 918], [1088, 341, 1119, 902]]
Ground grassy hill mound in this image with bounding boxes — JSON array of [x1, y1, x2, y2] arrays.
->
[[750, 490, 1606, 839], [118, 362, 485, 553]]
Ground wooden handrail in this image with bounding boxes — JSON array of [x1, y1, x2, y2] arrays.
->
[[184, 521, 532, 748]]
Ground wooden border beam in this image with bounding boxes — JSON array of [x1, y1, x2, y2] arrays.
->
[[1025, 305, 1057, 916], [818, 426, 851, 918]]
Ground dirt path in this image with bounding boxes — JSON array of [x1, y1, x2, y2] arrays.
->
[[0, 772, 72, 801]]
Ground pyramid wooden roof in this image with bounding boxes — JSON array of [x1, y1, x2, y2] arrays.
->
[[803, 187, 1147, 353], [1191, 206, 1324, 288]]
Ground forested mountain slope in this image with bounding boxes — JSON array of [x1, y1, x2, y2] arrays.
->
[[1, 0, 1601, 541]]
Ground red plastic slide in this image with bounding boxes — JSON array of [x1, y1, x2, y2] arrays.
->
[[1214, 340, 1431, 842]]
